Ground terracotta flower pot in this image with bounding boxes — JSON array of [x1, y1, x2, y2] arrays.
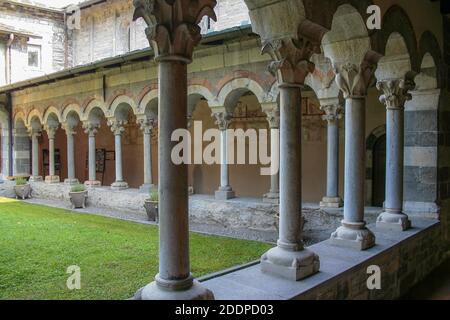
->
[[144, 200, 159, 222], [69, 191, 88, 209], [14, 184, 31, 200]]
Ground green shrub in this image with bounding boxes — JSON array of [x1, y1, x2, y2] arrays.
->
[[15, 177, 27, 186], [149, 189, 159, 202], [70, 184, 86, 193]]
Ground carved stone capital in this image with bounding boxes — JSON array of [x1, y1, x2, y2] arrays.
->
[[376, 77, 415, 110], [133, 0, 217, 61], [82, 121, 100, 137], [138, 117, 157, 134], [321, 104, 343, 123], [334, 61, 376, 99], [44, 124, 59, 139], [108, 119, 127, 136], [62, 123, 77, 136], [265, 107, 280, 129], [28, 128, 42, 138], [212, 112, 232, 131], [262, 37, 318, 85]]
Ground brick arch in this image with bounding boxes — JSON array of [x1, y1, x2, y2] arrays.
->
[[62, 103, 83, 123], [81, 98, 107, 122], [26, 109, 44, 128], [43, 106, 62, 124], [365, 124, 386, 206], [109, 95, 138, 119]]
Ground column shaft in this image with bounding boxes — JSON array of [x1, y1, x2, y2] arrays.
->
[[158, 60, 190, 284], [144, 131, 153, 185], [67, 133, 75, 180], [260, 84, 319, 281], [326, 121, 339, 198], [49, 137, 55, 177], [88, 134, 96, 182], [115, 133, 123, 182], [220, 129, 229, 188], [385, 108, 403, 211], [31, 134, 39, 177]]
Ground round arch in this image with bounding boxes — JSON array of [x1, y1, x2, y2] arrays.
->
[[109, 95, 138, 118], [26, 109, 44, 128], [62, 103, 83, 123], [43, 106, 62, 124], [138, 89, 158, 115], [216, 77, 266, 112], [81, 98, 107, 121]]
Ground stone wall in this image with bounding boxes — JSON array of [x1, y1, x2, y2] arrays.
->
[[72, 0, 250, 66], [0, 1, 67, 84], [297, 220, 443, 300]]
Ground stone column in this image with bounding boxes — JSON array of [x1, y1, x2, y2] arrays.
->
[[330, 63, 376, 250], [263, 105, 280, 204], [259, 37, 320, 281], [133, 0, 216, 300], [44, 125, 60, 184], [376, 78, 415, 231], [139, 118, 156, 192], [320, 104, 343, 208], [63, 124, 79, 185], [83, 122, 101, 187], [29, 129, 43, 182], [109, 119, 129, 190], [213, 112, 235, 200]]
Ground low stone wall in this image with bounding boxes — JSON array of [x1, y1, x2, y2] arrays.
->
[[298, 220, 443, 300], [0, 182, 380, 243], [203, 218, 445, 300]]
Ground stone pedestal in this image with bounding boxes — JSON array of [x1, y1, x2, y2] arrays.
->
[[320, 196, 343, 208], [111, 181, 129, 190], [64, 178, 79, 185], [330, 221, 376, 250], [84, 180, 101, 187], [30, 176, 43, 182], [45, 175, 60, 184], [215, 187, 235, 200], [136, 279, 213, 301]]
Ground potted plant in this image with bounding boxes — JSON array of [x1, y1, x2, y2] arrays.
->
[[14, 177, 31, 200], [69, 184, 88, 209], [144, 189, 159, 222]]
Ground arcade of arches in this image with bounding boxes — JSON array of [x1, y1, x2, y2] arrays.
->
[[0, 0, 449, 300]]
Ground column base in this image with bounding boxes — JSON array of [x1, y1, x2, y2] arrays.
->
[[84, 180, 101, 187], [330, 221, 376, 251], [260, 245, 320, 281], [45, 175, 60, 184], [140, 183, 156, 193], [215, 187, 235, 200], [111, 181, 129, 190], [320, 196, 343, 208], [29, 176, 43, 182], [134, 278, 214, 300], [64, 178, 80, 185], [263, 192, 279, 204], [376, 211, 411, 231]]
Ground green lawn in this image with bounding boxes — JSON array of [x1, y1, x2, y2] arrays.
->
[[0, 197, 271, 300]]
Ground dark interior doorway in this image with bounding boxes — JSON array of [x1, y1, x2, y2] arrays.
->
[[372, 134, 386, 207]]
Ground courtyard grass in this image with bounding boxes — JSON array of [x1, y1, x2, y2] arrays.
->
[[0, 197, 271, 300]]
